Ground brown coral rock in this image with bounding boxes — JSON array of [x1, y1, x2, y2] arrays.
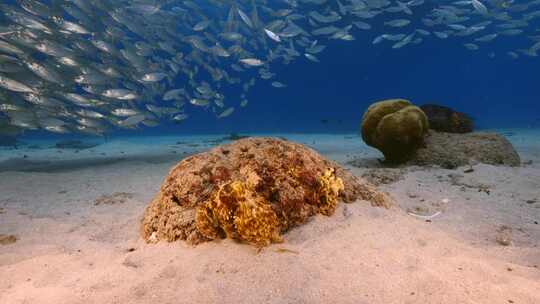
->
[[141, 137, 392, 247], [420, 104, 474, 133], [409, 131, 521, 168]]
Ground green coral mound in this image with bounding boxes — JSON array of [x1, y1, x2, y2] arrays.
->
[[361, 99, 429, 163]]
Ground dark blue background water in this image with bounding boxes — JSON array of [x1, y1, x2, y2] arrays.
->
[[154, 2, 540, 136], [155, 34, 540, 135], [15, 1, 540, 140]]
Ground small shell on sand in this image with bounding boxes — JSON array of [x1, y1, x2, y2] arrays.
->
[[496, 225, 513, 246], [408, 211, 442, 221]]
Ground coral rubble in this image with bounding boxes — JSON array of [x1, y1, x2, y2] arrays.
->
[[141, 137, 392, 247]]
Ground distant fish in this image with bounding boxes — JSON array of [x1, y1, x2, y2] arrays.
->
[[0, 40, 24, 55], [464, 43, 480, 50], [475, 34, 498, 42], [271, 81, 287, 88], [217, 107, 234, 118], [304, 53, 320, 62], [239, 58, 264, 67], [507, 51, 519, 59], [118, 114, 146, 127], [190, 98, 209, 106], [392, 34, 415, 49], [384, 19, 411, 27], [0, 75, 35, 93], [193, 20, 211, 31], [112, 108, 139, 117], [237, 8, 253, 28], [102, 89, 138, 100], [264, 29, 281, 42], [433, 31, 449, 39], [141, 72, 167, 82], [353, 21, 371, 30], [471, 0, 489, 15], [173, 113, 189, 122], [372, 35, 385, 44]]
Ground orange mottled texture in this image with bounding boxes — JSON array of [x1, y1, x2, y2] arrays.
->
[[141, 137, 392, 247]]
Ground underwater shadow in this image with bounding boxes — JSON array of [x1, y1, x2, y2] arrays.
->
[[0, 152, 190, 173]]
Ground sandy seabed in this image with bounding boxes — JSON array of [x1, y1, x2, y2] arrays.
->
[[1, 130, 539, 304]]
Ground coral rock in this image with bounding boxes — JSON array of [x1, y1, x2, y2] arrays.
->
[[141, 137, 392, 247], [420, 104, 474, 133], [409, 131, 521, 168], [361, 99, 429, 163]]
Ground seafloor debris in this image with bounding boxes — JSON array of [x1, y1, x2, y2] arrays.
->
[[464, 166, 475, 173], [361, 168, 405, 186], [526, 199, 537, 205], [361, 99, 429, 163], [420, 104, 474, 133], [94, 192, 134, 206], [275, 248, 299, 254], [407, 210, 442, 221], [447, 173, 492, 194], [141, 137, 393, 247], [409, 131, 521, 168], [0, 234, 17, 245], [495, 225, 513, 246]]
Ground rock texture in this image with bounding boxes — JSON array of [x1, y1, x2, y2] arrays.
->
[[409, 131, 520, 168], [361, 99, 429, 163], [420, 104, 474, 133], [141, 137, 392, 247]]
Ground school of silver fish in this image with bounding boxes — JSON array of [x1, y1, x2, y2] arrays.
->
[[0, 0, 539, 135]]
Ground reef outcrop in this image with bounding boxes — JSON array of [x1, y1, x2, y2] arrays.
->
[[409, 131, 520, 168], [420, 104, 474, 133], [141, 137, 392, 247], [361, 99, 429, 163]]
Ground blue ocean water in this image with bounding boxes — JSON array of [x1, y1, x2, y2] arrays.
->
[[2, 0, 540, 142], [21, 44, 540, 140], [223, 36, 540, 134], [136, 2, 540, 135]]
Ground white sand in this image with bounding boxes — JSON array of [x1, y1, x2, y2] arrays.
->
[[1, 130, 539, 303]]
